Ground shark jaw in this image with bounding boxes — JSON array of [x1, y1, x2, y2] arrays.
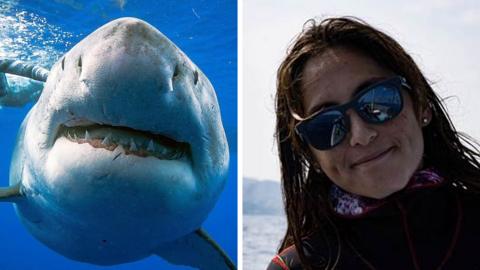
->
[[55, 123, 190, 160]]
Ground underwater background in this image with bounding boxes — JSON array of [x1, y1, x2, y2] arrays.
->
[[0, 0, 237, 269]]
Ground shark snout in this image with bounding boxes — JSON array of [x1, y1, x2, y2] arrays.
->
[[34, 18, 202, 154], [79, 18, 189, 92], [38, 17, 226, 189]]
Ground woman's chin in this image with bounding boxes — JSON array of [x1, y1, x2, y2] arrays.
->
[[349, 173, 411, 199]]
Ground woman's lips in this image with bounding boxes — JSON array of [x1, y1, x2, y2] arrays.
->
[[351, 146, 395, 168]]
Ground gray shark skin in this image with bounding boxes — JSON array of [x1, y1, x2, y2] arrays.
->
[[1, 17, 234, 269]]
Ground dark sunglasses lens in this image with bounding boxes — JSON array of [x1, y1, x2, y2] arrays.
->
[[357, 83, 402, 123], [298, 110, 347, 150]]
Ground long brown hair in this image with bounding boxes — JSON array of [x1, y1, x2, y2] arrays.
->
[[275, 17, 480, 269]]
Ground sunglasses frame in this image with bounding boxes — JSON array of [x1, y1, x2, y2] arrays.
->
[[294, 76, 411, 150]]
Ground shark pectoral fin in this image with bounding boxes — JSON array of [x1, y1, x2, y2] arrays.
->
[[154, 228, 236, 270], [0, 182, 23, 202]]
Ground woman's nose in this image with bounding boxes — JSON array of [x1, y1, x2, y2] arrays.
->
[[348, 110, 378, 147]]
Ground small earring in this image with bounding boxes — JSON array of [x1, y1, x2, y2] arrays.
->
[[422, 117, 429, 125], [311, 163, 322, 174]]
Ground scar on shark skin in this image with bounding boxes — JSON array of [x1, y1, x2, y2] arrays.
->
[[113, 152, 122, 161]]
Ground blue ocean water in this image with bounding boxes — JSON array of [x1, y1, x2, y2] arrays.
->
[[243, 215, 286, 270], [0, 1, 237, 269]]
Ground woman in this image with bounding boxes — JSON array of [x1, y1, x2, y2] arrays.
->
[[267, 17, 480, 270]]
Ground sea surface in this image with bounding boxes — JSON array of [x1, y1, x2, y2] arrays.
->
[[0, 1, 237, 269], [243, 215, 286, 270]]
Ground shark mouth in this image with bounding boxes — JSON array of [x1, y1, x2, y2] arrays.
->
[[55, 124, 189, 160]]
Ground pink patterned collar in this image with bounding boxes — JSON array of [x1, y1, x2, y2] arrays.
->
[[329, 168, 445, 218]]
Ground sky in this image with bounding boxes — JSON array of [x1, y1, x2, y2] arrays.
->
[[243, 0, 480, 181]]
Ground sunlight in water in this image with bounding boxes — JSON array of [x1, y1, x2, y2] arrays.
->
[[0, 0, 81, 105], [0, 1, 79, 67]]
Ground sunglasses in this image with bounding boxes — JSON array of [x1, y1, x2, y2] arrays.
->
[[295, 76, 410, 150]]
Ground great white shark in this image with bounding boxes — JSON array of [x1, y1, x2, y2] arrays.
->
[[0, 17, 234, 269]]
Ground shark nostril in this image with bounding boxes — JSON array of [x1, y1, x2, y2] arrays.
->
[[172, 64, 180, 79], [169, 64, 181, 91], [77, 56, 83, 77], [193, 69, 198, 85]]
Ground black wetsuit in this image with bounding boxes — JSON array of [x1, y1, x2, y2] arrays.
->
[[267, 181, 480, 269]]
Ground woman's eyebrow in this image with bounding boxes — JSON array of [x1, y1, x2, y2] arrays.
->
[[351, 77, 386, 98], [307, 76, 387, 116], [307, 102, 335, 116]]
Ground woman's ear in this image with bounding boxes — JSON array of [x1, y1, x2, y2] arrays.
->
[[420, 103, 433, 127]]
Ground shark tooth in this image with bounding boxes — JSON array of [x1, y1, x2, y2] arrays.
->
[[147, 140, 155, 152], [173, 151, 182, 160], [157, 146, 166, 155], [101, 134, 111, 145], [112, 145, 124, 160], [130, 139, 138, 151], [85, 130, 91, 141], [162, 148, 173, 158]]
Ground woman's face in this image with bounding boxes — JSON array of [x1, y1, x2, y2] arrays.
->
[[300, 47, 425, 199]]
